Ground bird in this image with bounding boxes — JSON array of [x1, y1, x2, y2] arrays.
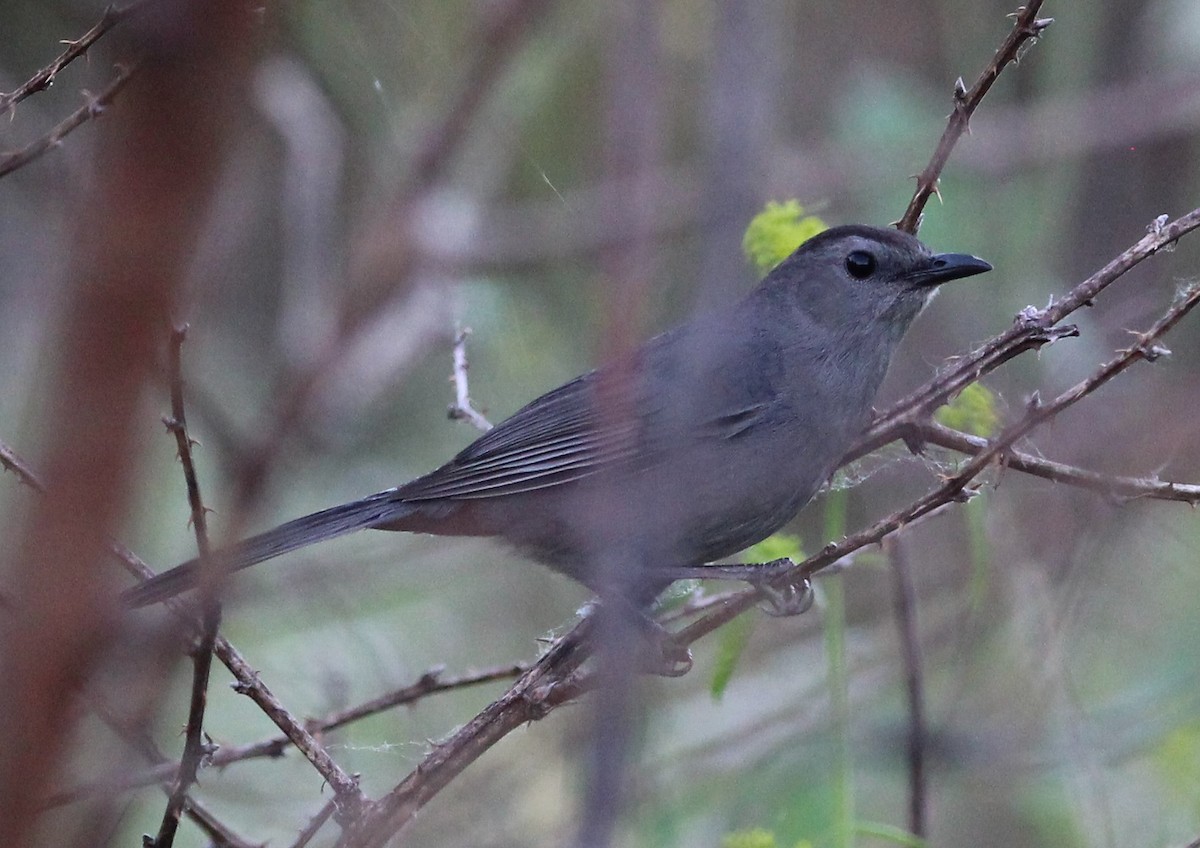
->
[[124, 224, 990, 609]]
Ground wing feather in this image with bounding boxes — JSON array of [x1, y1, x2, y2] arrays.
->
[[397, 371, 649, 501]]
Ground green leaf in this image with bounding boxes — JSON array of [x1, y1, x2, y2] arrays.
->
[[743, 532, 805, 564], [854, 820, 928, 847], [721, 827, 778, 848], [742, 201, 828, 274], [934, 382, 999, 438], [710, 533, 803, 699], [710, 613, 755, 700]]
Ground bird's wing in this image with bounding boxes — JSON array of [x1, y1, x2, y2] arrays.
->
[[398, 320, 785, 502], [396, 370, 656, 501]]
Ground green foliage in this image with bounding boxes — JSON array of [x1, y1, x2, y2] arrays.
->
[[710, 613, 754, 700], [654, 578, 702, 612], [711, 534, 802, 699], [744, 532, 805, 564], [934, 382, 998, 438], [855, 821, 928, 847], [721, 828, 813, 848], [721, 828, 777, 848], [742, 201, 828, 274], [1153, 723, 1200, 815]]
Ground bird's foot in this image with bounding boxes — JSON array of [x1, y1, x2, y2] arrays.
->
[[636, 627, 694, 677], [584, 597, 694, 677], [648, 559, 814, 617], [754, 575, 815, 617]]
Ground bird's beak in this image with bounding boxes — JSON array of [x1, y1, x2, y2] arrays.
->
[[907, 253, 992, 288]]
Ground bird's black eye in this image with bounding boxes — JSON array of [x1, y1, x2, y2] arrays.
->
[[845, 250, 876, 279]]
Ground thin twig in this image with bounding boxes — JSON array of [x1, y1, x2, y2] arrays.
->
[[47, 661, 529, 804], [69, 687, 260, 848], [151, 326, 222, 848], [0, 0, 153, 116], [336, 621, 596, 848], [0, 439, 46, 490], [886, 537, 927, 840], [447, 325, 494, 431], [0, 62, 139, 179], [917, 419, 1200, 505], [0, 437, 367, 814], [896, 2, 1053, 233], [289, 800, 337, 848]]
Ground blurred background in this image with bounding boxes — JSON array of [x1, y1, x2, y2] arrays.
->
[[2, 0, 1200, 846]]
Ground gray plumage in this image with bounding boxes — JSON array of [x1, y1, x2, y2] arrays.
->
[[124, 225, 989, 607]]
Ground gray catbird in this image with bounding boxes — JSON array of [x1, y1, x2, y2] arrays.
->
[[125, 224, 990, 608]]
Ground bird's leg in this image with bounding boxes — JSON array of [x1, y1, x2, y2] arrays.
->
[[584, 596, 693, 677], [643, 559, 815, 617]]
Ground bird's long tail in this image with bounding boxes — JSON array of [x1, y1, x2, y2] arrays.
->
[[123, 490, 411, 608]]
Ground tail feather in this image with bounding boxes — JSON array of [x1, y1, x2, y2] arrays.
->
[[123, 490, 410, 608]]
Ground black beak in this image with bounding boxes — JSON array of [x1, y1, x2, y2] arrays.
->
[[907, 253, 992, 288]]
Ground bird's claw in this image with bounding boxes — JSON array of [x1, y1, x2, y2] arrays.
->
[[638, 632, 694, 677], [755, 576, 815, 617]]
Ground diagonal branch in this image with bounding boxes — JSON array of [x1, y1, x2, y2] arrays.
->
[[916, 419, 1200, 505], [0, 437, 366, 818], [46, 662, 528, 804], [0, 62, 138, 179], [0, 0, 153, 116], [896, 2, 1053, 233]]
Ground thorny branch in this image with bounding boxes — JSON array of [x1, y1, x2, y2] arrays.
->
[[0, 0, 152, 116], [916, 419, 1200, 505], [897, 2, 1053, 233], [74, 697, 257, 848], [47, 662, 528, 804], [0, 62, 138, 179], [0, 437, 365, 817], [150, 326, 220, 848]]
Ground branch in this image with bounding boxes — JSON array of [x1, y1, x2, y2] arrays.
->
[[917, 419, 1200, 505], [0, 438, 366, 818], [336, 622, 595, 848], [896, 2, 1053, 233], [447, 326, 494, 431], [85, 698, 260, 848], [289, 800, 338, 848], [150, 326, 221, 848], [0, 0, 152, 116], [886, 538, 927, 840], [0, 439, 46, 491], [0, 62, 138, 180], [46, 662, 529, 804]]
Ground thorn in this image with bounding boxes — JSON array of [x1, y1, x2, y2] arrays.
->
[[418, 666, 446, 687]]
